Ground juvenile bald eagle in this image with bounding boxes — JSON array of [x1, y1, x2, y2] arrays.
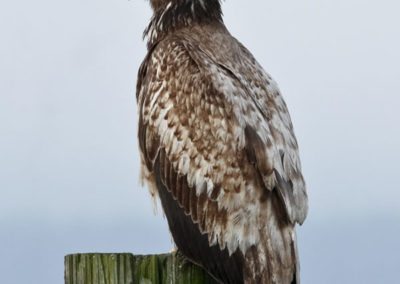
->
[[136, 1, 308, 283]]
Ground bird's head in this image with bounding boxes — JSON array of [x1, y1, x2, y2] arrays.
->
[[149, 0, 222, 16], [145, 0, 223, 47]]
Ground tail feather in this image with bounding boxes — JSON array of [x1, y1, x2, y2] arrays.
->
[[243, 193, 299, 284]]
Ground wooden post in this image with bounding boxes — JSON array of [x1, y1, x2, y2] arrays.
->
[[65, 253, 218, 284]]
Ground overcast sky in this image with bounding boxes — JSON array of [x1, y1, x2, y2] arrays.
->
[[1, 0, 399, 283]]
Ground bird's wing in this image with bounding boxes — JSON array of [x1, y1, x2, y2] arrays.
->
[[137, 36, 306, 255], [181, 35, 308, 225], [226, 41, 309, 225]]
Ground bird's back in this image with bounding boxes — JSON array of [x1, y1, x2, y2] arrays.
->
[[137, 9, 307, 284]]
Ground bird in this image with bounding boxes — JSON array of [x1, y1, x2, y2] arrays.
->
[[136, 1, 308, 283]]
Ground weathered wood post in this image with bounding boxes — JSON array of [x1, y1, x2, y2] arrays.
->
[[65, 253, 218, 284]]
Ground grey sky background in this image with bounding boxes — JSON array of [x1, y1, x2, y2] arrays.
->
[[1, 0, 399, 283]]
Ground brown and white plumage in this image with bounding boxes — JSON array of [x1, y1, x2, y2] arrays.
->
[[136, 1, 308, 283]]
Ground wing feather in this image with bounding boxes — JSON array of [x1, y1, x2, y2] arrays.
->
[[185, 33, 308, 224], [137, 34, 307, 256]]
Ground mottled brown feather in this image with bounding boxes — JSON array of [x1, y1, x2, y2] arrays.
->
[[137, 1, 308, 282]]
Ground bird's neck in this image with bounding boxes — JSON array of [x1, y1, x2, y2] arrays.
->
[[144, 0, 223, 48]]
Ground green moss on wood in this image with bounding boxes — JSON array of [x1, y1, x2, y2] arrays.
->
[[65, 253, 218, 284]]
